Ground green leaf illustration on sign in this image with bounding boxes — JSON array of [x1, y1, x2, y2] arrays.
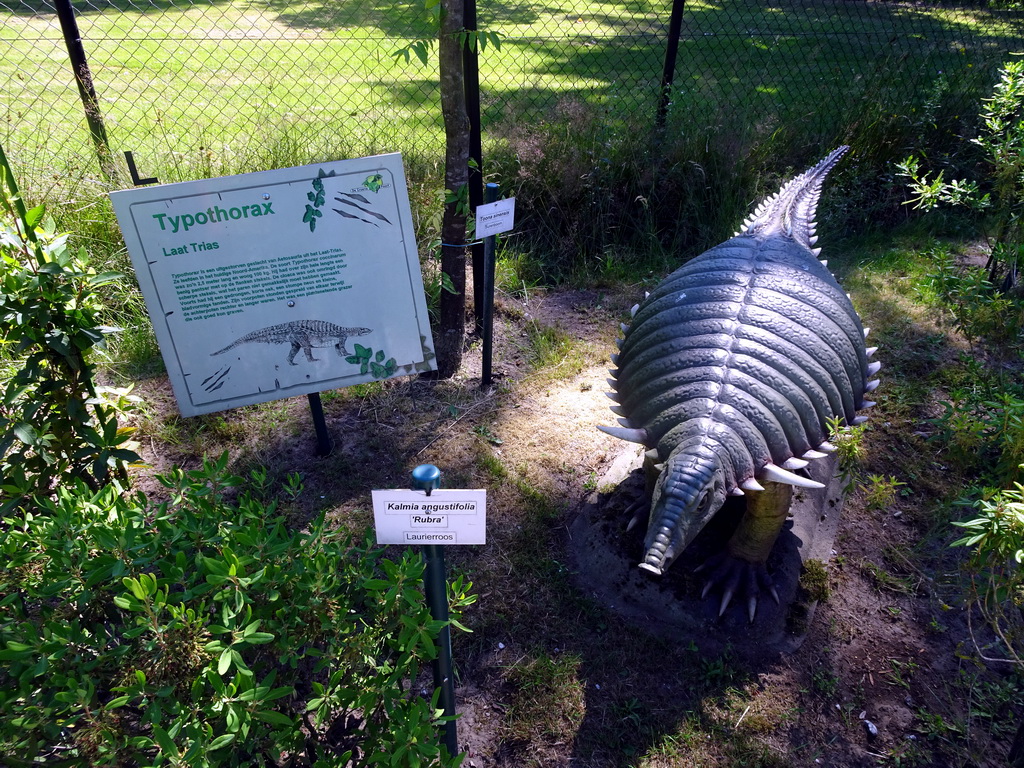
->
[[345, 344, 396, 379], [303, 175, 328, 231], [302, 204, 323, 232], [370, 357, 398, 379], [345, 343, 372, 375], [363, 174, 384, 193]]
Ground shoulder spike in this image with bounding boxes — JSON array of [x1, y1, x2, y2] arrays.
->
[[866, 379, 881, 392], [598, 425, 649, 444], [740, 477, 765, 492], [802, 449, 828, 459], [609, 405, 627, 417], [630, 304, 640, 317], [782, 457, 809, 470], [851, 415, 869, 425], [604, 391, 619, 402], [729, 487, 745, 496], [867, 361, 882, 376], [620, 322, 629, 333], [817, 441, 837, 452], [866, 346, 878, 357], [759, 463, 826, 489]]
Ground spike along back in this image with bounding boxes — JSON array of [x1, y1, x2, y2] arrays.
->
[[600, 146, 880, 621]]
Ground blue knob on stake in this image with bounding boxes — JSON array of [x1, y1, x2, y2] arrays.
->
[[411, 465, 458, 760], [412, 464, 442, 494]]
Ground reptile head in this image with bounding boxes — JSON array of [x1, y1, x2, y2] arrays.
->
[[639, 449, 728, 575]]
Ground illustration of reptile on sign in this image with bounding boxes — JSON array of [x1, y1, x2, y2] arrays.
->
[[111, 154, 436, 416], [211, 320, 374, 366]]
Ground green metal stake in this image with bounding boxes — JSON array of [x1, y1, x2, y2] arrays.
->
[[480, 182, 499, 388], [411, 464, 459, 760]]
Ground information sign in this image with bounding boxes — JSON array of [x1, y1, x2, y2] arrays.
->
[[371, 489, 487, 545], [110, 154, 435, 417], [475, 197, 515, 237]]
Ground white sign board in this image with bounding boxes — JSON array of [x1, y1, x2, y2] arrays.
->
[[371, 489, 487, 545], [475, 197, 515, 238], [110, 154, 435, 417]]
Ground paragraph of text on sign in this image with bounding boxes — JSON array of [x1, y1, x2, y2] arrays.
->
[[171, 249, 350, 322]]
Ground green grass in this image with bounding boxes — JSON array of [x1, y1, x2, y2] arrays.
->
[[1, 0, 1019, 294], [2, 0, 1019, 196]]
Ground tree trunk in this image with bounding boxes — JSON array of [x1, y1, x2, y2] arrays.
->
[[434, 0, 470, 379]]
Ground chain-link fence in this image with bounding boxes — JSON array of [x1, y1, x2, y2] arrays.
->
[[1, 0, 1023, 193]]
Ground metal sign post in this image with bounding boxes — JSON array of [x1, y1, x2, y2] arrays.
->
[[475, 184, 514, 389], [480, 182, 499, 388], [306, 392, 333, 456], [371, 467, 487, 760], [410, 464, 458, 759]]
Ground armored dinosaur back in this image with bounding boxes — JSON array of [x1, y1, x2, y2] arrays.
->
[[599, 146, 880, 618]]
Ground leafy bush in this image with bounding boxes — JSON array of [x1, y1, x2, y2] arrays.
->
[[0, 454, 472, 767], [953, 473, 1024, 667], [931, 390, 1024, 486], [489, 98, 760, 279], [899, 60, 1024, 295], [922, 248, 1024, 348], [0, 141, 139, 505]]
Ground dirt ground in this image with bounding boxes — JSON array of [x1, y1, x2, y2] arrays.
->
[[131, 282, 1022, 768]]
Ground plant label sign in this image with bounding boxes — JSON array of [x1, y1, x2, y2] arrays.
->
[[371, 489, 487, 545], [110, 153, 436, 417], [475, 197, 515, 238]]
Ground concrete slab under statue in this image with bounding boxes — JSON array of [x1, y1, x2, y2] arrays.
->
[[568, 447, 846, 656]]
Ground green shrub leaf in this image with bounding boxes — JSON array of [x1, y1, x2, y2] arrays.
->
[[209, 733, 236, 750]]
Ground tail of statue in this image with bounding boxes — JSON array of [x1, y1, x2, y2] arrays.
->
[[737, 145, 850, 249]]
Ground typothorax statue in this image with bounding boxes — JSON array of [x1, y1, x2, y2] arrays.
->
[[599, 146, 879, 621]]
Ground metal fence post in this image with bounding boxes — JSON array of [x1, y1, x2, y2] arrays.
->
[[657, 0, 687, 128], [411, 464, 459, 760], [53, 0, 117, 181]]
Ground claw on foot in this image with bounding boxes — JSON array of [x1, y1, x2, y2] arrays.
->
[[624, 499, 647, 533], [697, 552, 777, 622]]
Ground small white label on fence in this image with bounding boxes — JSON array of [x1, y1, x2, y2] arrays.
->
[[476, 197, 515, 237], [371, 489, 487, 545]]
